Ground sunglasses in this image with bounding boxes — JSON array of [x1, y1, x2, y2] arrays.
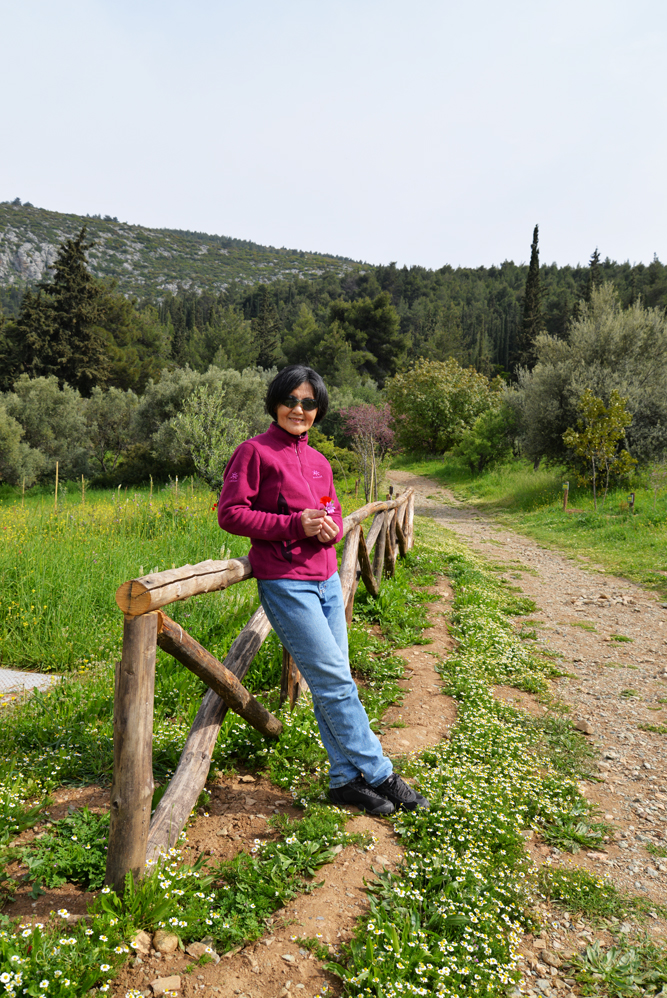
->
[[281, 395, 318, 411]]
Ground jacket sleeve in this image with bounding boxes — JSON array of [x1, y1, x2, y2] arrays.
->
[[217, 442, 306, 541]]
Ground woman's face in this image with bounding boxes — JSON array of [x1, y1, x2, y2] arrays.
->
[[275, 381, 318, 436]]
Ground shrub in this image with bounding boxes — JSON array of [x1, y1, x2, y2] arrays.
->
[[453, 402, 518, 473], [386, 357, 494, 453]]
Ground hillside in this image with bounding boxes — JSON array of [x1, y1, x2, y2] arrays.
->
[[0, 200, 360, 300]]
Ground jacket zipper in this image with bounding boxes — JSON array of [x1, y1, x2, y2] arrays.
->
[[294, 438, 319, 504]]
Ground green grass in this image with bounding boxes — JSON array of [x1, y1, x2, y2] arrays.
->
[[392, 453, 667, 596], [536, 865, 658, 922]]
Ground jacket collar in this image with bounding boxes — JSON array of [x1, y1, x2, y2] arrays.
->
[[267, 421, 308, 446]]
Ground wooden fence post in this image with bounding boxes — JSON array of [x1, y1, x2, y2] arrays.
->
[[280, 647, 305, 709], [339, 523, 361, 624], [371, 512, 387, 589], [106, 611, 158, 893], [406, 492, 415, 550], [383, 509, 397, 577]]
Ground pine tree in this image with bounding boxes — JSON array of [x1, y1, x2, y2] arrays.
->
[[9, 227, 110, 394], [512, 224, 543, 371], [252, 285, 283, 368]]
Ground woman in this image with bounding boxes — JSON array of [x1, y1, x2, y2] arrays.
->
[[217, 364, 428, 815]]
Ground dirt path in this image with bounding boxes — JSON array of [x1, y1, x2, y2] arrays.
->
[[389, 472, 667, 928]]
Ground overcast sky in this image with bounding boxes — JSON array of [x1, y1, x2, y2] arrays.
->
[[1, 0, 665, 269]]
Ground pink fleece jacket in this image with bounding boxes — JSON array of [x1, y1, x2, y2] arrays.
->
[[217, 422, 344, 580]]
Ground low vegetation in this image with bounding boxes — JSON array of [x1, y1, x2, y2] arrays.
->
[[394, 452, 667, 595]]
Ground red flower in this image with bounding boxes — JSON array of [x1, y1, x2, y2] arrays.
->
[[212, 502, 218, 510], [320, 495, 332, 504]]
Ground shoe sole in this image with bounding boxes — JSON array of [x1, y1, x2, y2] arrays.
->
[[328, 795, 395, 816]]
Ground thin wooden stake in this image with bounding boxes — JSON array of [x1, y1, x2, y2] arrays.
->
[[105, 611, 158, 893], [22, 477, 25, 507], [150, 475, 153, 501], [54, 461, 58, 512], [81, 474, 85, 505]]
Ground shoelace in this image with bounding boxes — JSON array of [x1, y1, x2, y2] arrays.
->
[[382, 775, 414, 800]]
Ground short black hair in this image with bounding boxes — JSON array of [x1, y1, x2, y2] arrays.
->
[[265, 365, 329, 423]]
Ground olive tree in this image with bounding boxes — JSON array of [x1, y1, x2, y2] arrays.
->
[[0, 400, 45, 485], [516, 285, 667, 466]]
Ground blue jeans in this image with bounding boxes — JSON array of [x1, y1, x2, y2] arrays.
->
[[257, 572, 393, 789]]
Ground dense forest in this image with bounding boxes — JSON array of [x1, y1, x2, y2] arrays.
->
[[2, 201, 667, 391], [2, 208, 667, 493]]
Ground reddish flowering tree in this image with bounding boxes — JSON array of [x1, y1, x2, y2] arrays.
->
[[340, 403, 395, 501]]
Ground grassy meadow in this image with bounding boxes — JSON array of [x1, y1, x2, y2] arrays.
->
[[393, 454, 667, 596], [0, 480, 364, 674]]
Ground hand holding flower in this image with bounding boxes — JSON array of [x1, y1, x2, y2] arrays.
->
[[316, 513, 338, 543], [301, 508, 326, 536]]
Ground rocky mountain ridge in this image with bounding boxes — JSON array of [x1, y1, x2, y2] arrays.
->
[[0, 201, 360, 300]]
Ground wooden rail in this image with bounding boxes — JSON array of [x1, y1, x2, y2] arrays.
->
[[105, 488, 415, 890]]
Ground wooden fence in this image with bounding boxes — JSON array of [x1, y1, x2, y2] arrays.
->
[[105, 488, 415, 891]]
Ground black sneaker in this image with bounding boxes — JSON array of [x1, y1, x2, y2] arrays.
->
[[328, 775, 396, 815], [373, 773, 430, 811]]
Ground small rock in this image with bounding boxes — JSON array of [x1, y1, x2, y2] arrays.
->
[[603, 748, 621, 760], [150, 975, 181, 996], [373, 854, 391, 864], [131, 930, 153, 955], [331, 844, 343, 854], [574, 719, 593, 735], [281, 953, 296, 963], [132, 957, 144, 968], [541, 948, 561, 968], [646, 867, 659, 878], [239, 775, 256, 783], [216, 828, 229, 837], [153, 930, 179, 955], [186, 942, 220, 964], [244, 797, 258, 806]]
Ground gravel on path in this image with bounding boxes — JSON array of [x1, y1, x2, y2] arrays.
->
[[0, 667, 59, 706]]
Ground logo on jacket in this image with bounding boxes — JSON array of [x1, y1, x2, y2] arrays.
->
[[313, 470, 322, 478], [228, 472, 239, 482]]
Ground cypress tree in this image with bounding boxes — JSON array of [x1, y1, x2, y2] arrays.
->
[[512, 224, 543, 371], [252, 285, 283, 368], [584, 248, 603, 301]]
